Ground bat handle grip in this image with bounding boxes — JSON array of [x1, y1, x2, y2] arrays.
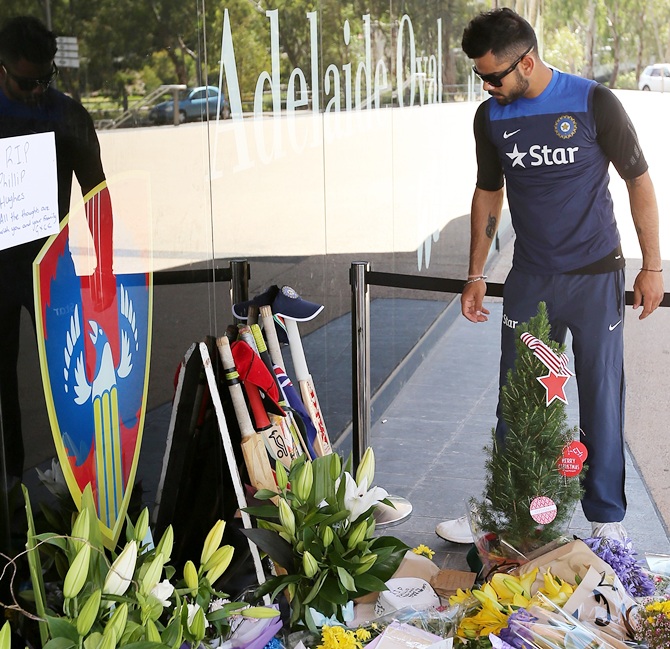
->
[[285, 318, 309, 380], [259, 305, 285, 368], [216, 336, 255, 439]]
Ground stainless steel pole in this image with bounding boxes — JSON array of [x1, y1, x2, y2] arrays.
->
[[351, 262, 370, 471], [350, 261, 412, 528], [230, 259, 250, 324]]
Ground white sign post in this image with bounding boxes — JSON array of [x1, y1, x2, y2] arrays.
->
[[0, 132, 59, 250]]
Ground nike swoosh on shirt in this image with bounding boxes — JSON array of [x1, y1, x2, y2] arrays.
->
[[503, 129, 521, 139], [609, 320, 622, 331]]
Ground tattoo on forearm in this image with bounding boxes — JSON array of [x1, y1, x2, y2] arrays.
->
[[485, 214, 497, 239]]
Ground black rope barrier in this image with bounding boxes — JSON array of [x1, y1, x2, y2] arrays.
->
[[365, 269, 670, 307], [153, 267, 233, 285]]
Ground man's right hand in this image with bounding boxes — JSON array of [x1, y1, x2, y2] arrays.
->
[[461, 280, 489, 322]]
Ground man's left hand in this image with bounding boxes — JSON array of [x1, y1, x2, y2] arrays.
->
[[632, 270, 664, 319]]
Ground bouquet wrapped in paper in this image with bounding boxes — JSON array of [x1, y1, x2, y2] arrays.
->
[[494, 593, 631, 649]]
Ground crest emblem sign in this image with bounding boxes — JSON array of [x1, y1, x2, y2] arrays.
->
[[33, 181, 152, 548]]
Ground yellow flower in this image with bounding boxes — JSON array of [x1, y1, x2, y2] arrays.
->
[[317, 625, 362, 649], [411, 544, 435, 560], [449, 587, 474, 606], [457, 598, 511, 638], [537, 568, 574, 606], [488, 571, 536, 607], [472, 582, 505, 610], [355, 628, 371, 641], [647, 600, 670, 615]]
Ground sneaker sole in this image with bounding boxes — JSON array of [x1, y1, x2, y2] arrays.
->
[[435, 530, 474, 545]]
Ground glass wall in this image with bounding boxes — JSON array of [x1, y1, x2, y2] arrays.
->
[[13, 1, 486, 489]]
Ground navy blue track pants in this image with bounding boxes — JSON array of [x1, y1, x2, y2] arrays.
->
[[497, 267, 626, 523]]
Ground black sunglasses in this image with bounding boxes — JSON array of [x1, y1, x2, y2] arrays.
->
[[473, 46, 533, 88], [1, 61, 59, 91]]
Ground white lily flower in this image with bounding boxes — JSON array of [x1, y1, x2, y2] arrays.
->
[[209, 597, 230, 612], [35, 458, 69, 499], [150, 579, 174, 607], [341, 472, 388, 522], [103, 541, 138, 597], [187, 603, 210, 629]]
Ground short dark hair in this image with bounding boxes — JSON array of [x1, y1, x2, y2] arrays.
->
[[0, 15, 57, 65], [462, 7, 536, 61]]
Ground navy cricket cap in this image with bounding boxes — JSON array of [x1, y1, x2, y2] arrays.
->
[[233, 285, 324, 322], [271, 286, 324, 321], [232, 285, 280, 320]]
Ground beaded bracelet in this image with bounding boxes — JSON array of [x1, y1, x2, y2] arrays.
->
[[465, 275, 488, 285]]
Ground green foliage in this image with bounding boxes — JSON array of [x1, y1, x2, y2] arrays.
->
[[244, 451, 409, 632], [15, 488, 278, 648], [3, 0, 670, 102], [473, 302, 583, 554]]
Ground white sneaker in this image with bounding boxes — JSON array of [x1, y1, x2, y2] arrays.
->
[[591, 521, 631, 547], [435, 516, 474, 544]]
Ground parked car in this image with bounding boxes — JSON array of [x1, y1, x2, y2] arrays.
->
[[149, 86, 230, 124], [638, 64, 670, 92]]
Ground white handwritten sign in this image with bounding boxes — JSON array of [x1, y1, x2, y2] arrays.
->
[[0, 132, 58, 251]]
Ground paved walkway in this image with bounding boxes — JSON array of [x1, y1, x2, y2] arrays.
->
[[344, 231, 670, 570], [363, 298, 670, 570]]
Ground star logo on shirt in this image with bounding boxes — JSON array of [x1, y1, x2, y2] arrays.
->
[[506, 143, 527, 168]]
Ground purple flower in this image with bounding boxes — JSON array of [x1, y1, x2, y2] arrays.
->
[[498, 609, 538, 649], [583, 537, 655, 598]]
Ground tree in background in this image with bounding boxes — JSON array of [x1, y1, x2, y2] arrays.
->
[[2, 1, 670, 106]]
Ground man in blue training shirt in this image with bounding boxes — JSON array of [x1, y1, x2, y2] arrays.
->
[[436, 8, 664, 546]]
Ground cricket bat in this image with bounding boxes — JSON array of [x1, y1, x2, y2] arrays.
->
[[197, 342, 269, 591], [284, 317, 332, 456], [250, 322, 311, 458], [231, 333, 300, 467], [216, 336, 277, 494], [259, 305, 319, 459]]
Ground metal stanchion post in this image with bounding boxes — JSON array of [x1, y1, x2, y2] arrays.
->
[[351, 262, 370, 470], [350, 262, 411, 528], [229, 260, 250, 324]]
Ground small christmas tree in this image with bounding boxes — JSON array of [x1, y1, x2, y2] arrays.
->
[[472, 302, 583, 555]]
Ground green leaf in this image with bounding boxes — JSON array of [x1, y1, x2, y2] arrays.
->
[[83, 632, 103, 649], [336, 566, 356, 591], [255, 574, 300, 600], [207, 602, 244, 622], [46, 616, 79, 644], [43, 638, 77, 649], [352, 572, 387, 594], [161, 614, 182, 648], [39, 502, 66, 533], [116, 642, 167, 649], [241, 528, 296, 572], [253, 489, 280, 501], [318, 576, 349, 606], [33, 532, 69, 552], [315, 510, 350, 527], [242, 505, 280, 519], [302, 570, 328, 604], [23, 486, 49, 647], [311, 456, 337, 504]]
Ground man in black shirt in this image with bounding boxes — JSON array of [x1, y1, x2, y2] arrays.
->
[[0, 15, 110, 483]]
